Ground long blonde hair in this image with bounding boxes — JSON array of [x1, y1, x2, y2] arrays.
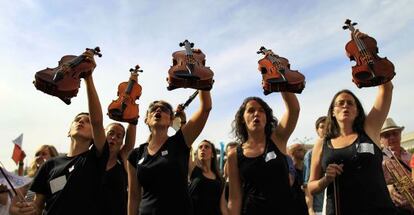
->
[[27, 145, 59, 177]]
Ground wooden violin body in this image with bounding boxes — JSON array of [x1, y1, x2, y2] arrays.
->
[[257, 46, 305, 95], [33, 47, 102, 104], [343, 19, 395, 88], [108, 65, 142, 123], [167, 40, 214, 91]]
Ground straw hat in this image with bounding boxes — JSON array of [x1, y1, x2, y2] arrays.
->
[[380, 118, 404, 134]]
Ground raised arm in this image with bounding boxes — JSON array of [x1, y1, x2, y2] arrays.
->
[[83, 75, 106, 154], [364, 81, 393, 146], [120, 123, 137, 167], [227, 149, 242, 215], [272, 92, 300, 154], [181, 90, 212, 147], [127, 162, 141, 215]]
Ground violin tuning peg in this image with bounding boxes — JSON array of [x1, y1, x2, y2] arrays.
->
[[344, 19, 351, 25], [190, 43, 194, 48], [94, 47, 101, 53], [352, 22, 358, 26], [179, 42, 184, 47], [342, 25, 349, 30]]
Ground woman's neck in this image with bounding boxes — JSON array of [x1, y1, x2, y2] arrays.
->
[[149, 128, 169, 146], [200, 159, 212, 173], [246, 131, 266, 145], [337, 121, 355, 136]]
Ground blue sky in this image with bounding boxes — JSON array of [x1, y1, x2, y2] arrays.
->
[[1, 0, 413, 171]]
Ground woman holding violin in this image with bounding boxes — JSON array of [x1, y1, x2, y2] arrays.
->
[[227, 91, 300, 214], [307, 30, 395, 214], [127, 89, 212, 215]]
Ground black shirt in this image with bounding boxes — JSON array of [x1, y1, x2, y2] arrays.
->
[[128, 130, 192, 215], [188, 166, 223, 215], [100, 158, 127, 215], [321, 131, 396, 215], [30, 143, 109, 215], [237, 139, 295, 215]]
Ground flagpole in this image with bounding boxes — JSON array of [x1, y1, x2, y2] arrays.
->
[[0, 166, 25, 202]]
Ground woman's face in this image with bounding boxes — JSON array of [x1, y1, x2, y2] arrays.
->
[[146, 103, 172, 128], [332, 93, 358, 124], [38, 148, 51, 160], [106, 124, 125, 153], [197, 141, 213, 161], [243, 100, 267, 132]]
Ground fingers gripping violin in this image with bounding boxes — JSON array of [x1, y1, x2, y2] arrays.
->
[[33, 47, 102, 104], [257, 46, 305, 95], [167, 40, 214, 91], [108, 65, 143, 124], [343, 19, 395, 88]]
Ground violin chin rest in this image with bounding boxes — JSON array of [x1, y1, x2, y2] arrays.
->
[[175, 73, 200, 80], [266, 78, 287, 84]]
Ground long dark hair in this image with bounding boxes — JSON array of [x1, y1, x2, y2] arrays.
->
[[325, 89, 366, 139], [231, 97, 277, 143], [195, 140, 222, 183]]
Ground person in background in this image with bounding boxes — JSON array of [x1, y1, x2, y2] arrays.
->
[[303, 116, 326, 215], [27, 145, 59, 178], [381, 117, 413, 215], [288, 143, 309, 215], [189, 140, 228, 215], [100, 122, 136, 215]]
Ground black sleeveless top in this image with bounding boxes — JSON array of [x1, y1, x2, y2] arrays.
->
[[321, 131, 396, 215], [237, 139, 295, 215], [128, 130, 192, 215], [100, 158, 127, 215], [188, 166, 223, 215]]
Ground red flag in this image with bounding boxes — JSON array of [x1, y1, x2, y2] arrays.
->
[[11, 133, 25, 164]]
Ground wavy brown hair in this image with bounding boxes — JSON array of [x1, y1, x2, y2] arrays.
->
[[325, 90, 366, 139], [231, 97, 277, 143]]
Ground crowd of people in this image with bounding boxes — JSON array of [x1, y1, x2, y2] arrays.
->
[[1, 31, 413, 215]]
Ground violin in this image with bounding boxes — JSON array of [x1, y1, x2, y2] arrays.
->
[[107, 65, 142, 124], [33, 47, 102, 104], [257, 46, 305, 95], [343, 19, 395, 88], [167, 39, 214, 91]]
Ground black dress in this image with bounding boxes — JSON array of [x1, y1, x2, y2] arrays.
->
[[237, 139, 296, 215], [321, 131, 396, 215], [189, 166, 223, 215]]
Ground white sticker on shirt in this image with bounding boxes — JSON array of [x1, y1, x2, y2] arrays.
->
[[68, 165, 74, 173], [138, 157, 144, 165], [50, 175, 67, 194], [265, 151, 277, 162], [357, 143, 375, 155], [161, 150, 168, 156]]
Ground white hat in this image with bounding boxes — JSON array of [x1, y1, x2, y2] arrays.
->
[[381, 118, 405, 134]]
